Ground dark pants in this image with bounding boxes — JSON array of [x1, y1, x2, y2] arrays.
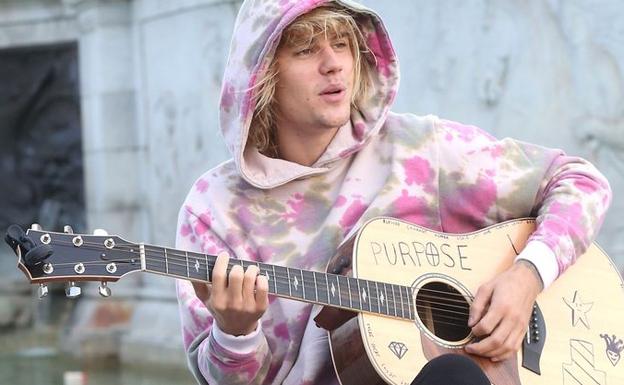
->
[[411, 354, 490, 385]]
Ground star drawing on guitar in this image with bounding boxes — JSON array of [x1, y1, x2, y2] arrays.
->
[[563, 290, 593, 329]]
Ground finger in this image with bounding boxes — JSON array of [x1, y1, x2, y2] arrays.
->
[[242, 265, 260, 306], [255, 274, 269, 311], [471, 305, 503, 337], [212, 251, 230, 291], [227, 264, 245, 307], [466, 319, 513, 357], [192, 282, 212, 303], [469, 284, 493, 327], [491, 326, 526, 362]]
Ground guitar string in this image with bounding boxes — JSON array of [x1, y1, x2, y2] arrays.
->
[[39, 240, 474, 318], [45, 260, 473, 325], [45, 239, 471, 302], [42, 252, 472, 316], [42, 258, 474, 322]]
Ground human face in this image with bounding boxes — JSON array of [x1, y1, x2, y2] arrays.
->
[[273, 32, 355, 139]]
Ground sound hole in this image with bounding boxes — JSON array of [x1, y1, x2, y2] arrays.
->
[[415, 281, 471, 342]]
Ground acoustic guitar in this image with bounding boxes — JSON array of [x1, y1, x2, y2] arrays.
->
[[5, 217, 624, 385]]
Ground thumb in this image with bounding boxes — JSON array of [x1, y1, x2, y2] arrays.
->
[[192, 282, 212, 304], [469, 283, 493, 327]]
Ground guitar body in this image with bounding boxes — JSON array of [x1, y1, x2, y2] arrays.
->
[[326, 217, 624, 385]]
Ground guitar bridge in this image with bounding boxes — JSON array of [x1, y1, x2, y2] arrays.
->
[[522, 302, 546, 375]]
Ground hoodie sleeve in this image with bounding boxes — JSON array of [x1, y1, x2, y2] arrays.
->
[[436, 119, 612, 286], [175, 206, 274, 385]]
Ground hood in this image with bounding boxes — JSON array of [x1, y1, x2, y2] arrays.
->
[[219, 0, 399, 189]]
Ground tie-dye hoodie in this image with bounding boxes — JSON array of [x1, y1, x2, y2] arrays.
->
[[175, 0, 612, 384]]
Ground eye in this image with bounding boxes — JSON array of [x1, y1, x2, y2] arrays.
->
[[295, 47, 313, 56], [333, 39, 349, 49]]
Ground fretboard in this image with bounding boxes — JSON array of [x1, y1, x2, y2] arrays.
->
[[141, 244, 415, 320]]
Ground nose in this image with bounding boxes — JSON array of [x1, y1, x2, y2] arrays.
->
[[319, 45, 342, 75]]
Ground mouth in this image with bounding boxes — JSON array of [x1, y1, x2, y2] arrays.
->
[[320, 85, 346, 96], [320, 84, 347, 103]]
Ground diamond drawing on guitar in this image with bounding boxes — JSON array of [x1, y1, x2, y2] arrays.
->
[[388, 341, 408, 360]]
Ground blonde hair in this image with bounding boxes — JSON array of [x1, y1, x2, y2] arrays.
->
[[249, 5, 374, 157]]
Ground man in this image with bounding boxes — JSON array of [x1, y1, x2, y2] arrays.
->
[[176, 1, 611, 384]]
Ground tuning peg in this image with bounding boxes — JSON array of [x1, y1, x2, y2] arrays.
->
[[65, 282, 81, 298], [93, 229, 109, 236], [98, 282, 111, 298], [63, 225, 74, 234], [38, 284, 49, 299], [30, 223, 42, 231]]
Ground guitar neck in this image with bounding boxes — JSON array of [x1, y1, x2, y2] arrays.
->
[[141, 243, 415, 321]]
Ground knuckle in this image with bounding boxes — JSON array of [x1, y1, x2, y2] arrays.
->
[[229, 265, 244, 278], [490, 335, 503, 346], [210, 299, 226, 313]]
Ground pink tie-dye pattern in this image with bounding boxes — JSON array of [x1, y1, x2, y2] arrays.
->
[[195, 178, 209, 193], [573, 178, 601, 194], [366, 33, 392, 77], [339, 199, 368, 233], [441, 177, 498, 233], [221, 83, 236, 112], [392, 189, 430, 225], [353, 122, 366, 140], [334, 195, 347, 208], [404, 156, 433, 186], [282, 193, 305, 223], [195, 212, 212, 235], [273, 322, 290, 340], [180, 223, 192, 237]]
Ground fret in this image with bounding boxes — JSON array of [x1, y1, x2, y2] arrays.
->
[[334, 274, 342, 307], [315, 272, 329, 305], [404, 286, 413, 320], [300, 269, 306, 300], [346, 277, 353, 309], [185, 251, 190, 278], [273, 265, 289, 297], [327, 274, 339, 306], [164, 248, 169, 274], [204, 254, 210, 282], [382, 282, 390, 316], [313, 272, 319, 302], [351, 278, 370, 310], [337, 276, 351, 309], [287, 268, 304, 299], [271, 265, 278, 295], [398, 284, 405, 319], [375, 281, 384, 315], [391, 284, 398, 317], [366, 280, 375, 313], [302, 270, 318, 303], [286, 267, 293, 297]]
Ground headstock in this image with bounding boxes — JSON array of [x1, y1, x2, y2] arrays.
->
[[5, 224, 142, 299]]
